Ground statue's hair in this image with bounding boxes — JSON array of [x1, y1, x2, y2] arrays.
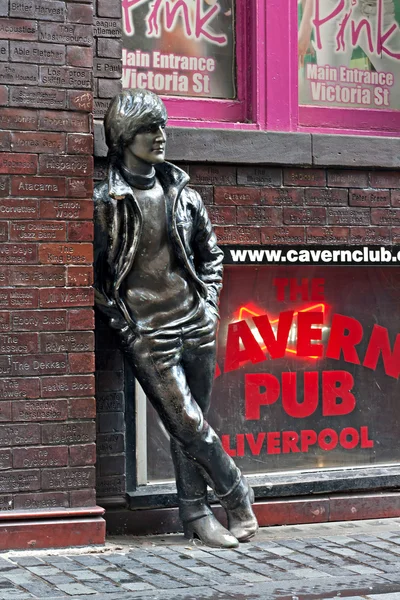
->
[[104, 89, 168, 163]]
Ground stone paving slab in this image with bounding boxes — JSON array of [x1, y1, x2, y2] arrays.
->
[[3, 519, 400, 599]]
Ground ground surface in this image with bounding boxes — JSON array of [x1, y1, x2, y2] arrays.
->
[[2, 518, 400, 599]]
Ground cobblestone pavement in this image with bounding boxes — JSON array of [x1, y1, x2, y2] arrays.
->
[[3, 519, 400, 599]]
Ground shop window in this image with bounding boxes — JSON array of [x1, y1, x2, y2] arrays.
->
[[121, 0, 257, 124], [297, 0, 400, 134]]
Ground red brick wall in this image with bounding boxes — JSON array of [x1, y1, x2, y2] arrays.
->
[[189, 165, 399, 246], [0, 0, 96, 512]]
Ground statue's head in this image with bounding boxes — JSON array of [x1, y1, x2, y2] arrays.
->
[[104, 89, 168, 167]]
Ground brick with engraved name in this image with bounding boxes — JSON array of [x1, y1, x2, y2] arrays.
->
[[14, 492, 68, 510], [11, 221, 66, 242], [40, 331, 94, 354], [0, 153, 37, 174], [93, 17, 122, 36], [0, 108, 37, 130], [68, 397, 96, 419], [237, 166, 281, 187], [12, 310, 66, 332], [97, 434, 124, 455], [11, 132, 65, 154], [261, 226, 305, 244], [262, 188, 304, 206], [328, 208, 370, 225], [372, 208, 400, 226], [305, 188, 348, 206], [94, 58, 121, 78], [39, 287, 94, 308], [42, 422, 96, 445], [13, 446, 68, 471], [350, 189, 390, 207], [284, 207, 326, 225], [190, 165, 236, 186], [42, 466, 95, 490], [207, 206, 236, 225], [39, 22, 92, 45], [41, 374, 95, 398], [67, 134, 93, 155], [8, 354, 67, 377], [215, 187, 261, 206], [0, 62, 38, 85], [0, 424, 40, 446], [67, 177, 93, 198], [0, 289, 38, 310], [214, 226, 260, 244], [0, 199, 38, 219], [94, 97, 113, 118], [40, 200, 93, 220], [10, 42, 65, 64], [39, 243, 93, 266], [40, 66, 92, 89], [0, 333, 38, 355], [306, 227, 349, 244], [0, 244, 37, 265], [0, 312, 10, 332], [284, 168, 326, 187], [0, 470, 40, 493], [39, 110, 90, 133], [237, 206, 282, 225], [39, 155, 93, 177], [327, 170, 368, 188], [97, 475, 125, 496], [0, 18, 37, 40], [350, 227, 391, 245], [370, 171, 400, 188], [11, 176, 66, 197], [0, 268, 9, 286], [10, 0, 66, 20], [67, 266, 93, 287], [96, 391, 124, 413], [10, 86, 66, 109], [9, 266, 65, 287], [0, 377, 39, 400], [13, 399, 68, 422]]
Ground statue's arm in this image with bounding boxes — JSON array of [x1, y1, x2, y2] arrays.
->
[[190, 189, 224, 316], [93, 187, 127, 330]]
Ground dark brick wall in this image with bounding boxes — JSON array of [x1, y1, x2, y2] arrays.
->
[[0, 0, 96, 512]]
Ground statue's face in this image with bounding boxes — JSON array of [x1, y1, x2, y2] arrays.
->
[[125, 123, 166, 166]]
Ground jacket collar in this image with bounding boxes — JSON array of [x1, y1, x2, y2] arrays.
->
[[108, 161, 190, 200]]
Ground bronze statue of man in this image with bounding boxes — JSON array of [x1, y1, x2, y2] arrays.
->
[[94, 89, 258, 548]]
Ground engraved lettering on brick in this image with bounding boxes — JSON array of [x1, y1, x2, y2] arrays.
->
[[38, 23, 92, 46], [40, 66, 91, 89], [0, 334, 37, 355], [10, 86, 65, 109]]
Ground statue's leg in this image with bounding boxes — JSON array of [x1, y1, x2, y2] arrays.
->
[[117, 312, 257, 543]]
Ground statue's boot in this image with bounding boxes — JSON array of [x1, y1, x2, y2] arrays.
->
[[183, 510, 239, 548], [219, 476, 258, 542]]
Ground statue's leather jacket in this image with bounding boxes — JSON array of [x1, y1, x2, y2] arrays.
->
[[93, 161, 224, 333]]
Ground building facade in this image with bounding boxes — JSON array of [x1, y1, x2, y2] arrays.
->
[[1, 0, 400, 547]]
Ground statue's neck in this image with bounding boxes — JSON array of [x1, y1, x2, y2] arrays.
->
[[121, 163, 156, 190]]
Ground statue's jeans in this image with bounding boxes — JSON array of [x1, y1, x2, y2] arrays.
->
[[117, 301, 241, 523]]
